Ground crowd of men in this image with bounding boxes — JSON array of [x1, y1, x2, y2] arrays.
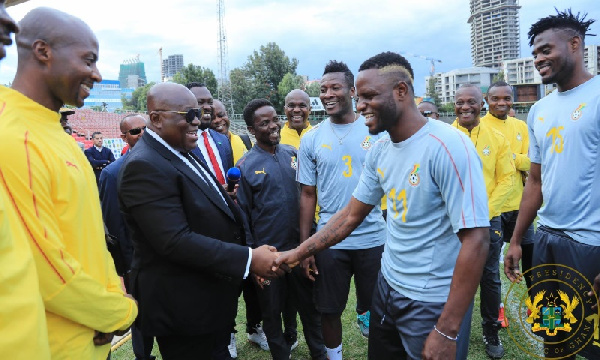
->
[[0, 3, 599, 360]]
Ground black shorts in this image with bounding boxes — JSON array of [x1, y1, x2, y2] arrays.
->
[[313, 245, 384, 314], [368, 272, 445, 360], [530, 226, 600, 359]]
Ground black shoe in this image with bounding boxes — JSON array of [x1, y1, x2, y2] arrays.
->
[[483, 325, 505, 359], [284, 332, 298, 351]]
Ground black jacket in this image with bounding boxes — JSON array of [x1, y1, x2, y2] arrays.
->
[[118, 131, 249, 336]]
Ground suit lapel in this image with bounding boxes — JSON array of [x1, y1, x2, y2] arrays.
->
[[191, 146, 207, 165], [143, 134, 235, 221]]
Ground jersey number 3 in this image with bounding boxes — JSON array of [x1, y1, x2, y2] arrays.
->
[[342, 155, 352, 177]]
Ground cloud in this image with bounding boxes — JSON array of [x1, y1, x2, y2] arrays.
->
[[2, 0, 598, 96]]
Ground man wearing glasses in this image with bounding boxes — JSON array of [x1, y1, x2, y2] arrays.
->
[[118, 82, 286, 359], [418, 101, 440, 120], [99, 113, 155, 360]]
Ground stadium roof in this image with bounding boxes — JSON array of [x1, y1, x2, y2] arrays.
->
[[6, 0, 30, 7]]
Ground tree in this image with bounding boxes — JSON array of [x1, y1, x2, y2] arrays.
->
[[277, 73, 305, 100], [172, 64, 218, 95], [230, 42, 299, 113], [306, 82, 320, 97], [121, 82, 155, 112], [426, 77, 441, 107], [492, 70, 505, 84]]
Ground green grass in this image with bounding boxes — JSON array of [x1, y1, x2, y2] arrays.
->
[[111, 248, 587, 359]]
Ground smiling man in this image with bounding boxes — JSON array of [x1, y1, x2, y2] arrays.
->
[[296, 60, 387, 359], [0, 7, 138, 360], [504, 9, 600, 360], [281, 89, 313, 149], [452, 84, 514, 359], [278, 52, 490, 360], [481, 81, 535, 290], [118, 83, 286, 359], [187, 82, 233, 185], [236, 99, 326, 360]]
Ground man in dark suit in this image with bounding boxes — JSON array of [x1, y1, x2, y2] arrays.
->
[[186, 82, 233, 183], [99, 114, 155, 360], [118, 82, 286, 360], [85, 131, 115, 183]]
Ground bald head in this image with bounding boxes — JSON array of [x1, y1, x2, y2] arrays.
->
[[147, 82, 197, 113], [285, 89, 309, 104], [11, 7, 101, 112], [16, 7, 97, 57]]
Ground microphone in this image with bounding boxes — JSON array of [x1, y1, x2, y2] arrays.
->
[[226, 167, 241, 192]]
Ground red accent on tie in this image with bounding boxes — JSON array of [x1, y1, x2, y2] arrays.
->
[[202, 131, 225, 184]]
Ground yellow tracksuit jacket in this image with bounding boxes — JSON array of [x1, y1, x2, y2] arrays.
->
[[0, 86, 137, 360], [481, 113, 530, 212], [0, 176, 51, 359], [452, 119, 515, 219]]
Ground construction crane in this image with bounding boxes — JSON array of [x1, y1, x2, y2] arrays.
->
[[400, 52, 442, 76], [217, 0, 234, 114], [158, 47, 163, 82]]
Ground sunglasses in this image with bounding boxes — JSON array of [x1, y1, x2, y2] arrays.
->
[[124, 126, 146, 136], [155, 108, 204, 123], [421, 111, 438, 117]]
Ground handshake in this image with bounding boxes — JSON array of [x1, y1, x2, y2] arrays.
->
[[250, 245, 309, 280]]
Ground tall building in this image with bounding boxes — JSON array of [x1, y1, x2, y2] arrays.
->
[[162, 54, 184, 80], [584, 44, 600, 76], [84, 80, 134, 112], [118, 56, 147, 89], [468, 0, 521, 68], [427, 67, 499, 104]]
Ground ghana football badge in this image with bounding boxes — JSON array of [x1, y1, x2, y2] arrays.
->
[[291, 156, 298, 170], [360, 136, 373, 150], [571, 103, 586, 121], [408, 164, 420, 186], [482, 145, 491, 156]]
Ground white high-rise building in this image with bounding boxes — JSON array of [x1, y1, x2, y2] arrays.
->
[[428, 67, 499, 104], [584, 44, 600, 76], [469, 0, 521, 68], [162, 54, 184, 80]]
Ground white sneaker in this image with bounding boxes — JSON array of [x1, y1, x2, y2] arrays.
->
[[248, 325, 269, 351], [228, 332, 237, 358]]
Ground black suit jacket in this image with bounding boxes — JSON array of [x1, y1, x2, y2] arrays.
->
[[118, 132, 249, 337]]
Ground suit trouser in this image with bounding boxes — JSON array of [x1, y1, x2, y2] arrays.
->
[[124, 273, 155, 360], [255, 267, 326, 360]]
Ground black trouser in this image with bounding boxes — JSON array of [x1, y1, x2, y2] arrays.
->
[[124, 272, 155, 360], [229, 277, 262, 334], [156, 331, 231, 360], [255, 267, 326, 360], [480, 216, 503, 328], [531, 226, 600, 359], [501, 210, 535, 289]]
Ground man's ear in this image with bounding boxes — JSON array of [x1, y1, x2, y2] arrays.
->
[[149, 112, 161, 130], [247, 126, 255, 135], [394, 81, 409, 101], [31, 39, 52, 64], [570, 35, 582, 53]]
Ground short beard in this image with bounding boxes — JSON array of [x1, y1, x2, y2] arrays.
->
[[199, 121, 211, 130]]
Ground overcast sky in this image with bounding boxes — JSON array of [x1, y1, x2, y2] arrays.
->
[[2, 0, 598, 96]]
